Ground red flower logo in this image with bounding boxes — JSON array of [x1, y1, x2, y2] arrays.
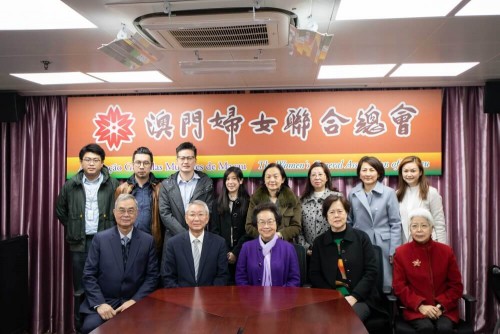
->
[[92, 105, 136, 151]]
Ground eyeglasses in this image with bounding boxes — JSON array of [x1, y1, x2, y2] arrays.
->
[[327, 210, 346, 216], [177, 156, 195, 162], [257, 219, 276, 227], [82, 158, 101, 164], [410, 223, 431, 230], [117, 208, 137, 215], [187, 212, 207, 219], [134, 160, 152, 167]]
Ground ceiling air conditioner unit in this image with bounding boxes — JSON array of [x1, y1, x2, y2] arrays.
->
[[134, 10, 292, 50]]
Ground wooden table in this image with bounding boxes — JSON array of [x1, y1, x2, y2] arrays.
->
[[92, 286, 368, 334]]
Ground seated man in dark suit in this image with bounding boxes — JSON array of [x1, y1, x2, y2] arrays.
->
[[162, 200, 229, 287], [80, 194, 159, 334]]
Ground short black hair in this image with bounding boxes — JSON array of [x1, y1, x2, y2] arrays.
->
[[322, 195, 351, 219], [133, 146, 153, 163], [356, 156, 385, 181], [176, 142, 197, 157], [79, 143, 105, 161], [251, 202, 282, 228]]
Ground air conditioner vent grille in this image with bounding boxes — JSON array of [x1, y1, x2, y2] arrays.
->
[[169, 24, 269, 48]]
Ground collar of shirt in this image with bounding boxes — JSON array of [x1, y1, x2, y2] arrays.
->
[[189, 230, 205, 245], [83, 173, 103, 185], [177, 172, 200, 184], [119, 228, 134, 240]]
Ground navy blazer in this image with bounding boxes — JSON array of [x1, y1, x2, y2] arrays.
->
[[162, 231, 229, 287], [80, 227, 159, 313]]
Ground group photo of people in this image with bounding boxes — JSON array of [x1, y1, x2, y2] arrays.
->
[[56, 140, 468, 334]]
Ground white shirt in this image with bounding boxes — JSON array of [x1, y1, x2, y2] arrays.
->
[[83, 173, 103, 235]]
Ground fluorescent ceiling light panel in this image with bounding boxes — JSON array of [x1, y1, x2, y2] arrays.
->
[[317, 64, 396, 79], [88, 71, 172, 83], [179, 59, 276, 75], [336, 0, 461, 20], [10, 72, 103, 85], [0, 0, 96, 30], [455, 0, 500, 16], [391, 62, 479, 77]]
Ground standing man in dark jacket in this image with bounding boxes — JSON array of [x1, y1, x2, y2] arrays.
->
[[56, 143, 119, 331], [115, 147, 162, 254], [159, 141, 215, 247]]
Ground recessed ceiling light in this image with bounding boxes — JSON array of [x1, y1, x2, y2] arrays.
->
[[10, 72, 103, 85], [87, 71, 172, 83], [336, 0, 462, 20], [0, 0, 96, 30], [455, 0, 500, 16], [391, 62, 479, 77], [317, 64, 396, 79]]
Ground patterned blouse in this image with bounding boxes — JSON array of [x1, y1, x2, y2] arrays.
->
[[298, 189, 343, 250]]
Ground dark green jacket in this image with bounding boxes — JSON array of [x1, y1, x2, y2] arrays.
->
[[56, 166, 119, 252]]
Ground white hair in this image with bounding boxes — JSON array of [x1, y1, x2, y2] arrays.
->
[[408, 208, 434, 227]]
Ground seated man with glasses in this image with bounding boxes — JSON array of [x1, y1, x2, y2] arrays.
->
[[235, 202, 300, 287], [159, 141, 215, 249], [115, 147, 163, 254], [80, 194, 159, 334], [162, 200, 228, 287], [56, 143, 119, 332], [393, 208, 463, 334]]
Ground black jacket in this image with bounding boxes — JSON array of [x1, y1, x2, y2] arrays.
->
[[212, 196, 250, 258], [56, 166, 119, 252], [310, 224, 385, 315]]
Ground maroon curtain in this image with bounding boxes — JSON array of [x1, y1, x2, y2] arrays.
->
[[0, 88, 498, 333], [0, 96, 72, 333]]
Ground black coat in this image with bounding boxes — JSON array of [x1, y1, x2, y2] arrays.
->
[[310, 224, 385, 315], [212, 197, 250, 258]]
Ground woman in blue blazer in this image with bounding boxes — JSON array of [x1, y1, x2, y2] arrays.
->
[[347, 156, 401, 286], [235, 202, 300, 287]]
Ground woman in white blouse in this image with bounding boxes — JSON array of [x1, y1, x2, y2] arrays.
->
[[396, 156, 447, 243]]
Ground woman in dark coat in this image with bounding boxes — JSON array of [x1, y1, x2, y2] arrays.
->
[[212, 167, 251, 284], [310, 194, 386, 322], [245, 163, 301, 242]]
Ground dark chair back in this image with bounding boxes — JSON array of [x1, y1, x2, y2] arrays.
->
[[292, 243, 308, 287], [364, 244, 391, 334], [390, 262, 477, 334], [490, 265, 500, 334]]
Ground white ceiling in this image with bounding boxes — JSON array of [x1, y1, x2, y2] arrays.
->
[[1, 0, 500, 96]]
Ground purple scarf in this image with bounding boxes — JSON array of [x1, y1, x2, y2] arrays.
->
[[259, 234, 279, 286]]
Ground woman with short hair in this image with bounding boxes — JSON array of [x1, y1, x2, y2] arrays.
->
[[236, 202, 300, 287], [393, 208, 463, 334], [310, 194, 386, 322], [299, 161, 343, 256], [347, 156, 402, 286]]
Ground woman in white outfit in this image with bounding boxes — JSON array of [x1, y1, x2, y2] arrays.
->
[[396, 156, 447, 244]]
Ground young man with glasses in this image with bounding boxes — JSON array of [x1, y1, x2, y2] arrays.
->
[[159, 141, 215, 246], [115, 147, 162, 254], [56, 143, 119, 332]]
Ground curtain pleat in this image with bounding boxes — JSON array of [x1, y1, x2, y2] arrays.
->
[[0, 96, 72, 333], [0, 89, 498, 333]]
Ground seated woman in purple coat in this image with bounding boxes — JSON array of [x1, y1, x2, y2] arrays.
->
[[235, 202, 300, 287]]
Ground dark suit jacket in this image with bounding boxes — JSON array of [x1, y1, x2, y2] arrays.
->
[[80, 227, 159, 313], [158, 171, 215, 243], [162, 231, 229, 287]]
